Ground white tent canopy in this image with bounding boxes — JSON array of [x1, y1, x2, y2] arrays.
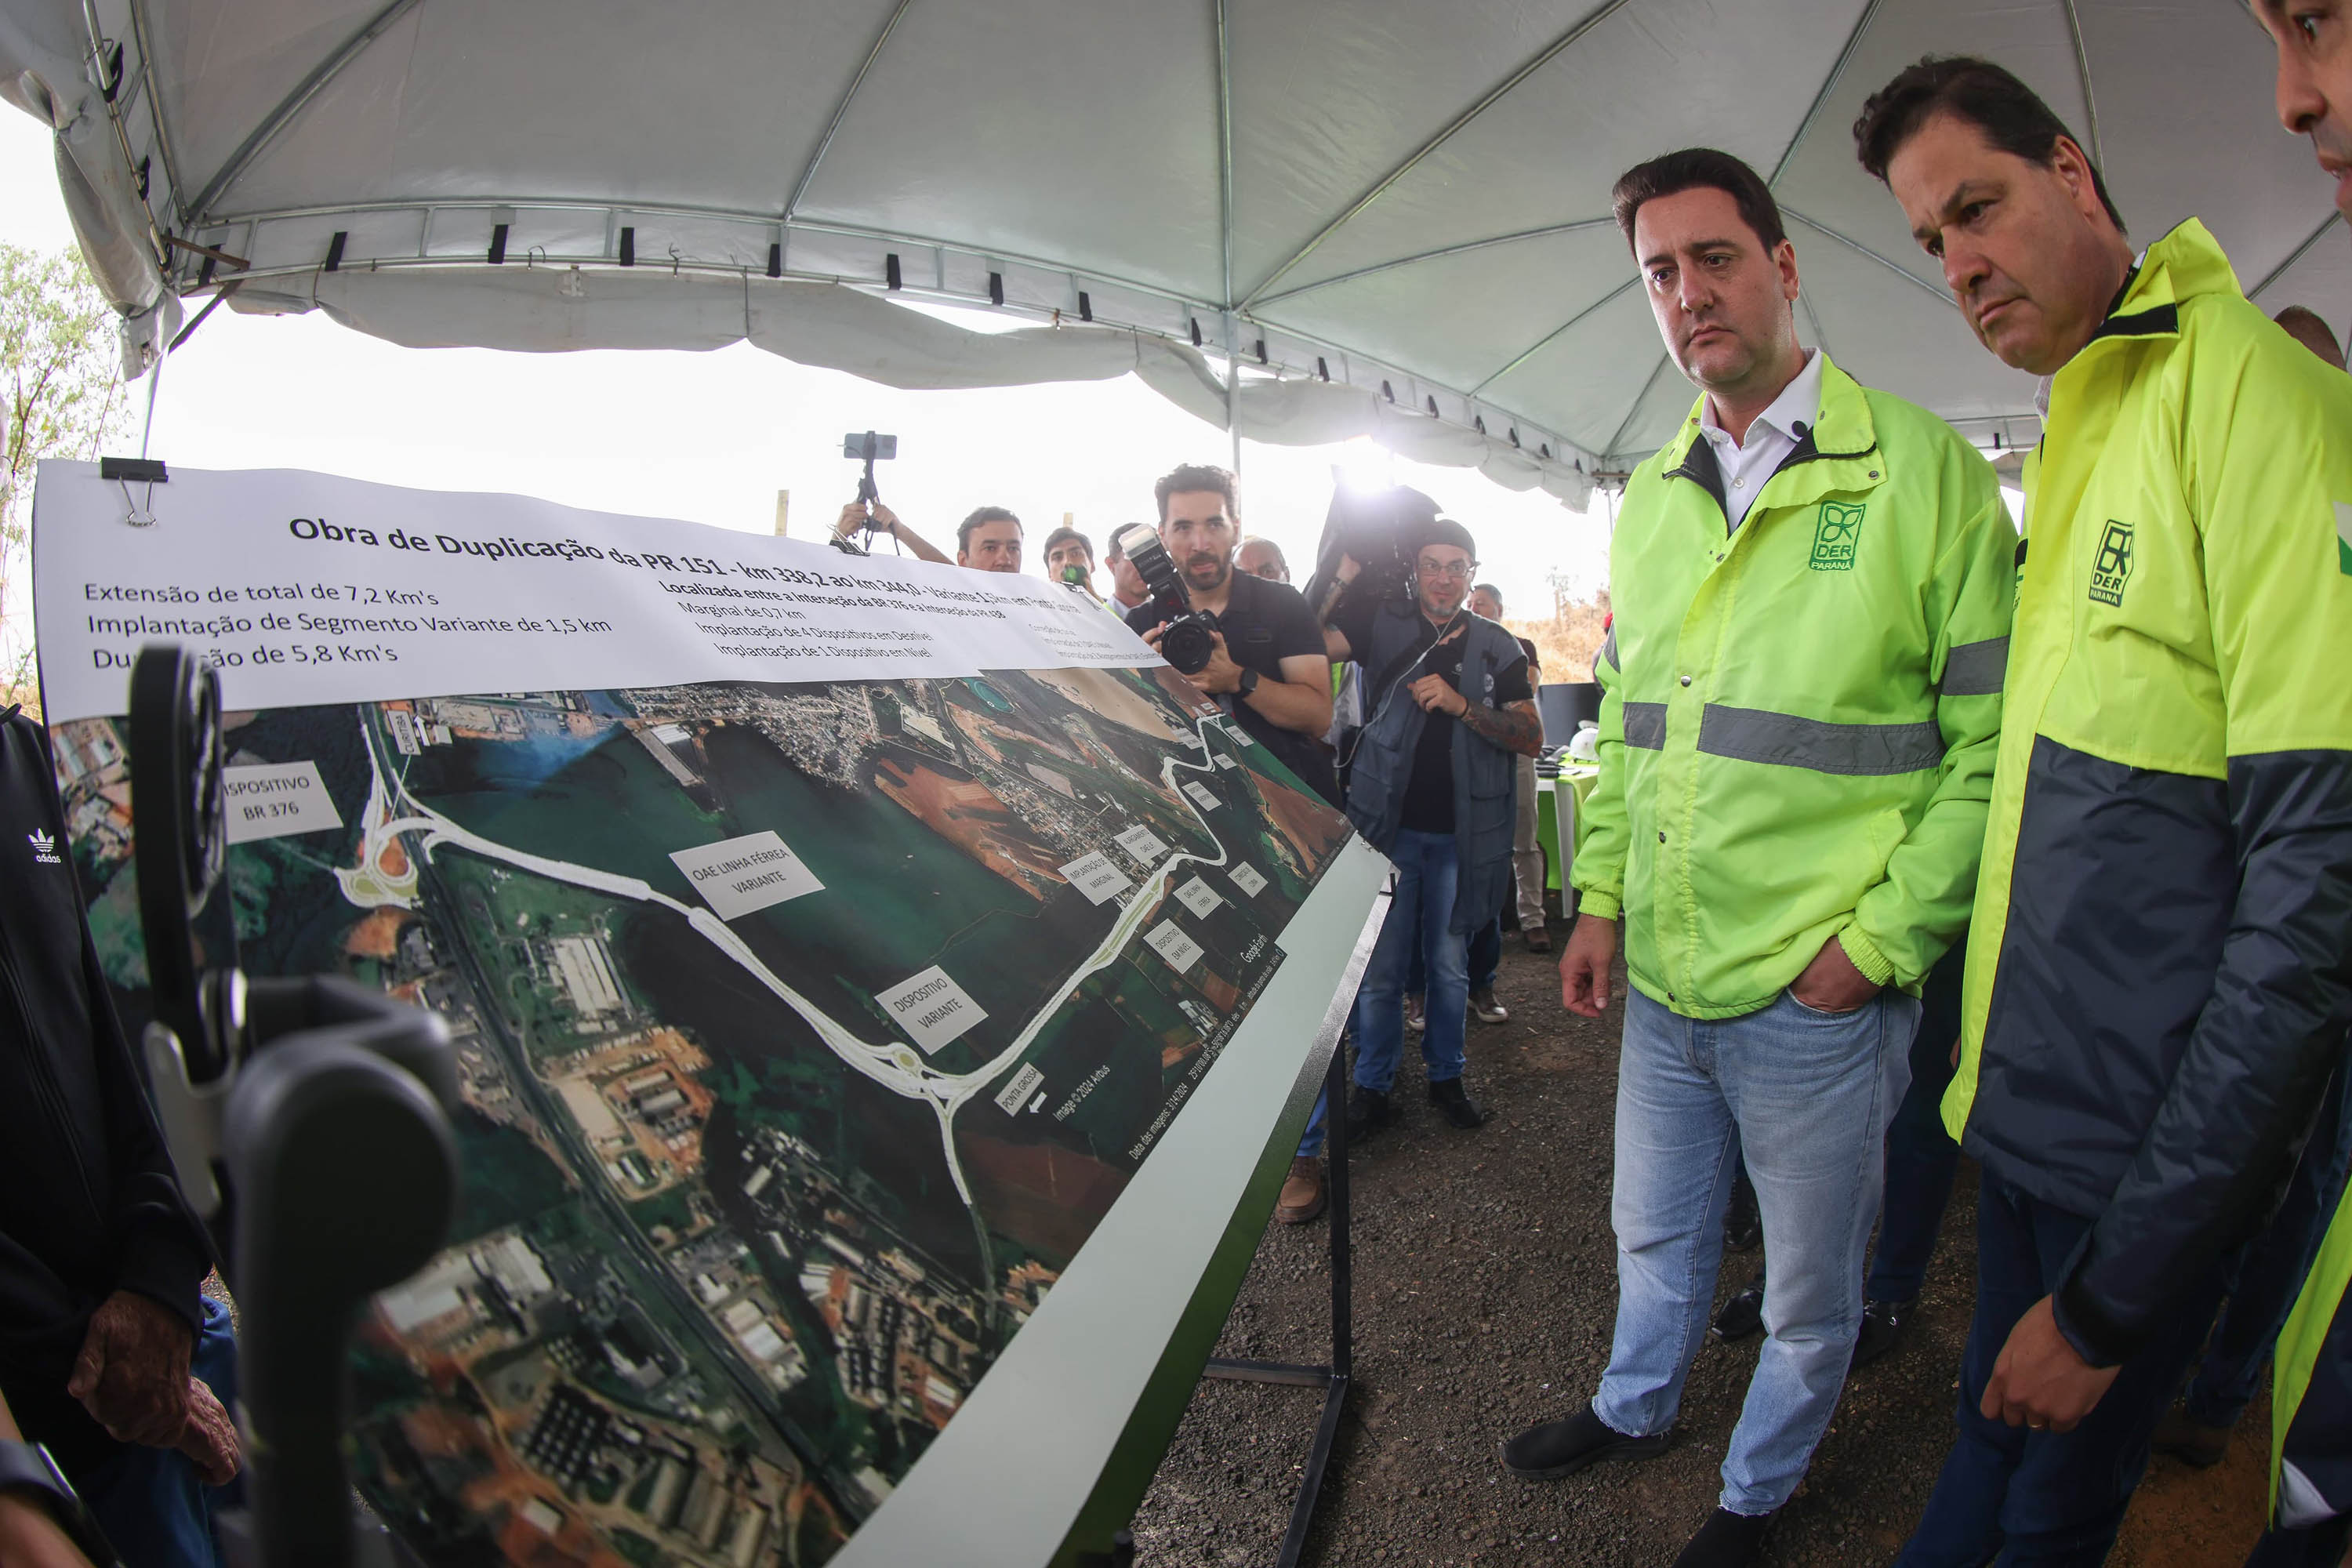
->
[[2, 0, 2344, 503]]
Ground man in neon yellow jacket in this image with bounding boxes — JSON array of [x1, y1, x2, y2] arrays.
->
[[2250, 7, 2352, 1563], [1497, 147, 2013, 1568], [1861, 56, 2352, 1565]]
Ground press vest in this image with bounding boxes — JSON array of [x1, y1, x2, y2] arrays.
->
[[1344, 604, 1523, 935]]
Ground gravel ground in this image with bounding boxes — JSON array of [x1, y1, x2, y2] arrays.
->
[[1134, 941, 2276, 1567]]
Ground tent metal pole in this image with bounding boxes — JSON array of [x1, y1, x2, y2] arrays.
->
[[2057, 0, 2106, 174], [1767, 0, 1886, 187], [1238, 0, 1637, 309], [1780, 209, 1962, 310], [183, 0, 425, 223], [2249, 210, 2346, 300], [1602, 351, 1675, 466], [1254, 218, 1616, 307], [1216, 0, 1239, 478], [783, 0, 918, 224], [123, 0, 188, 227], [1471, 274, 1641, 396]]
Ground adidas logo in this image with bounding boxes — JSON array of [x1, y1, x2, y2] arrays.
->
[[27, 829, 59, 865]]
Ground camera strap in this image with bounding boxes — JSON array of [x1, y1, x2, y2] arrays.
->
[[1336, 608, 1467, 775]]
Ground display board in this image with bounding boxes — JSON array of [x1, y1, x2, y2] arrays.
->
[[32, 462, 1383, 1567]]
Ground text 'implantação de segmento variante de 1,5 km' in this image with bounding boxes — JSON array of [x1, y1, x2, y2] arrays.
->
[[32, 463, 1152, 724]]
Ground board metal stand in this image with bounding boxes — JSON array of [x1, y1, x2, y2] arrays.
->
[[1202, 1027, 1353, 1567]]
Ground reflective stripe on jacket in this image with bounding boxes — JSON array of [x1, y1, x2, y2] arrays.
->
[[2275, 1180, 2352, 1526], [1945, 220, 2352, 1369], [1344, 604, 1523, 935], [1572, 352, 2013, 1018]]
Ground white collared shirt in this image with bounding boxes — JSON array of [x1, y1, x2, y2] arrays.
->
[[1697, 349, 1824, 532]]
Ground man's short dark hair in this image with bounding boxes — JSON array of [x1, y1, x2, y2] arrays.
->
[[1415, 517, 1479, 561], [1154, 463, 1238, 524], [1611, 148, 1787, 256], [1853, 56, 2125, 232], [2275, 306, 2347, 370], [1471, 582, 1503, 608], [957, 506, 1022, 554], [1041, 525, 1092, 559]]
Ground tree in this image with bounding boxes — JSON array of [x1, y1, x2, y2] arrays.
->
[[0, 244, 132, 715]]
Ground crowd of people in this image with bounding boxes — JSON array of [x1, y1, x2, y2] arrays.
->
[[1490, 27, 2352, 1568], [831, 20, 2352, 1568], [3, 10, 2350, 1568]]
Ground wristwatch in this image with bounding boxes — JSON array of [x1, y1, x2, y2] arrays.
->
[[0, 1440, 118, 1566], [1236, 667, 1260, 700]]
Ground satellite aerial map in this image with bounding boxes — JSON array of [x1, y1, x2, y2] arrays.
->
[[52, 662, 1352, 1567]]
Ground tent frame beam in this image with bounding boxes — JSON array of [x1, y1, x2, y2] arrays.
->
[[1256, 217, 1617, 307], [1236, 0, 1635, 310], [782, 0, 917, 226], [2250, 209, 2346, 300], [1472, 273, 1639, 396], [1781, 207, 1959, 310], [183, 0, 425, 223], [2058, 0, 2106, 174]]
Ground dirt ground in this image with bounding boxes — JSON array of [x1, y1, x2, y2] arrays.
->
[[1134, 942, 2278, 1567]]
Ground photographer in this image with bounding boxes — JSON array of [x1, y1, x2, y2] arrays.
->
[[833, 500, 1025, 575], [832, 499, 950, 564], [1122, 465, 1336, 807], [1323, 519, 1539, 1140]]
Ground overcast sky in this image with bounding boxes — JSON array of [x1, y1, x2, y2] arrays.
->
[[0, 111, 1613, 640]]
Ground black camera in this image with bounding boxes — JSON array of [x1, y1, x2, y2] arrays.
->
[[1302, 482, 1443, 623], [1113, 524, 1220, 675]]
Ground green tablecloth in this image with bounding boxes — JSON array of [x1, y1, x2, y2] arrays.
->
[[1540, 765, 1598, 893]]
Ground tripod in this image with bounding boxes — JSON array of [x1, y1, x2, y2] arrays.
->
[[128, 645, 460, 1568]]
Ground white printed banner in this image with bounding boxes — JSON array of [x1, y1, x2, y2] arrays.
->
[[32, 461, 1152, 723]]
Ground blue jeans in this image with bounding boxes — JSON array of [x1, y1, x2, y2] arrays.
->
[[1351, 829, 1468, 1097], [1897, 1174, 2227, 1566], [1595, 984, 1918, 1514], [1864, 939, 1969, 1304], [80, 1293, 241, 1568], [2184, 1060, 2352, 1429], [1408, 915, 1500, 996], [1297, 829, 1468, 1159]]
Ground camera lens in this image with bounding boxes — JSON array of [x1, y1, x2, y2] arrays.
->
[[1162, 619, 1216, 675]]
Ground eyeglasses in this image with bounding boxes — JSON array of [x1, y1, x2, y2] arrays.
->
[[1417, 559, 1475, 580]]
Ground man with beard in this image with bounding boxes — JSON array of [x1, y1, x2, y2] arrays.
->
[[1124, 466, 1339, 1221], [1123, 464, 1335, 808], [1500, 147, 2012, 1567], [1319, 518, 1540, 1145], [1857, 54, 2352, 1563]]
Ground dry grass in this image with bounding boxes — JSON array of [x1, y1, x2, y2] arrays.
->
[[1505, 588, 1610, 684]]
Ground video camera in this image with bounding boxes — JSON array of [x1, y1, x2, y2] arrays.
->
[[1301, 481, 1443, 626], [128, 644, 459, 1568], [1113, 523, 1221, 676]]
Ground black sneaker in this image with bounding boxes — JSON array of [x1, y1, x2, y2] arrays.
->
[[1344, 1086, 1396, 1142], [1427, 1076, 1492, 1129], [1500, 1405, 1670, 1481], [1723, 1178, 1762, 1253], [2152, 1405, 2234, 1468], [1850, 1296, 1911, 1370], [1711, 1272, 1764, 1342], [1671, 1508, 1773, 1568]]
